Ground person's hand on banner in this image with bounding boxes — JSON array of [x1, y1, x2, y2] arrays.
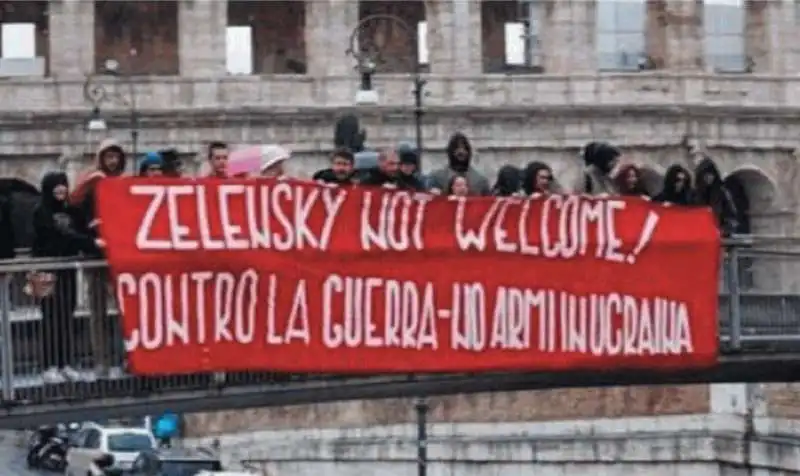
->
[[95, 238, 106, 249]]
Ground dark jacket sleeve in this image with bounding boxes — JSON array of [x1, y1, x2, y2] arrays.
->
[[0, 197, 15, 260], [32, 206, 96, 258]]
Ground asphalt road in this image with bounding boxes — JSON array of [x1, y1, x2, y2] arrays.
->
[[0, 443, 47, 476]]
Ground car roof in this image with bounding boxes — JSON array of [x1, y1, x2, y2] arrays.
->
[[102, 427, 152, 436]]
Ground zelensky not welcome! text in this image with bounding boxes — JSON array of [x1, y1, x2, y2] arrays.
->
[[132, 182, 660, 263], [96, 179, 720, 374]]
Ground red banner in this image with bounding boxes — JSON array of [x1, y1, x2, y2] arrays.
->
[[96, 178, 720, 375]]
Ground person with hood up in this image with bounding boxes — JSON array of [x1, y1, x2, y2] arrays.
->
[[573, 141, 623, 194], [70, 138, 127, 229], [428, 132, 491, 195], [159, 148, 183, 177], [138, 152, 164, 177], [313, 148, 356, 185], [32, 172, 102, 383], [614, 164, 650, 198], [694, 157, 738, 234], [654, 164, 694, 205], [521, 161, 557, 196], [396, 143, 426, 191], [492, 165, 522, 197], [70, 139, 127, 378], [359, 148, 404, 189]]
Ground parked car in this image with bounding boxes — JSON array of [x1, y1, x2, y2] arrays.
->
[[65, 422, 156, 475]]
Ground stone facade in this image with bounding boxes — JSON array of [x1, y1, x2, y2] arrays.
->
[[3, 0, 800, 456]]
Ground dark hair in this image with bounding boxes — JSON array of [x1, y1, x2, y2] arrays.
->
[[446, 174, 469, 195], [331, 148, 354, 163], [208, 141, 228, 159]]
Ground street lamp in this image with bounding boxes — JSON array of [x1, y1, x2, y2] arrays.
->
[[347, 14, 427, 167], [83, 58, 140, 169]]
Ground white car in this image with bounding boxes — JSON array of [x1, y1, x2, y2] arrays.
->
[[65, 422, 156, 475]]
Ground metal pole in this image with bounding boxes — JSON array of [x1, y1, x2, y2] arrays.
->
[[413, 75, 425, 169], [128, 77, 139, 171], [0, 274, 15, 401], [415, 397, 428, 476], [727, 245, 742, 351]]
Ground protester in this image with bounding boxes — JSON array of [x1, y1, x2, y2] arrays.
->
[[428, 132, 491, 196], [71, 138, 127, 226], [521, 162, 556, 196], [575, 141, 622, 194], [396, 143, 426, 191], [492, 165, 522, 197], [446, 175, 470, 197], [359, 149, 402, 189], [31, 172, 101, 383], [694, 157, 738, 234], [206, 141, 229, 178], [259, 145, 291, 178], [615, 164, 650, 198], [654, 164, 694, 205], [159, 148, 183, 177], [138, 152, 164, 177], [313, 148, 356, 185], [70, 139, 127, 379]]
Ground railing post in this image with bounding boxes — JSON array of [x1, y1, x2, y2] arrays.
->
[[0, 273, 14, 401], [415, 396, 428, 476], [727, 244, 742, 352]]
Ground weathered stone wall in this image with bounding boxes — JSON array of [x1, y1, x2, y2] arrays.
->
[[182, 385, 710, 437], [33, 0, 800, 78]]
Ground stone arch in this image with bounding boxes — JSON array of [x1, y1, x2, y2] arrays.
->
[[723, 165, 778, 234]]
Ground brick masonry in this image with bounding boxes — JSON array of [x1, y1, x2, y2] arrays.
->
[[182, 385, 712, 437]]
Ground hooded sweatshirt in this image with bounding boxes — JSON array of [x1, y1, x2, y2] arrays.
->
[[32, 172, 96, 258], [70, 139, 127, 234], [694, 157, 738, 233], [492, 165, 522, 197], [428, 133, 491, 195], [654, 164, 694, 205]]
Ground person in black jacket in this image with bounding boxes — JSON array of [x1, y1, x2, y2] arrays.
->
[[694, 157, 738, 235], [32, 172, 100, 383], [654, 164, 694, 205], [312, 148, 356, 185]]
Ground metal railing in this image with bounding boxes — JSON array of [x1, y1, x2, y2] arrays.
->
[[0, 237, 798, 409]]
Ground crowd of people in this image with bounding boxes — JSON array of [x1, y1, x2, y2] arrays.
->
[[0, 127, 740, 384]]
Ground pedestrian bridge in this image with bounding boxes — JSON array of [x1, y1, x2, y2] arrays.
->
[[0, 240, 799, 428]]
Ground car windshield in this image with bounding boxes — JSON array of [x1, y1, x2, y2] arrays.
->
[[159, 459, 222, 476], [106, 433, 153, 452]]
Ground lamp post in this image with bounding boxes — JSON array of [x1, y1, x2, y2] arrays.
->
[[347, 14, 427, 168], [83, 58, 140, 170]]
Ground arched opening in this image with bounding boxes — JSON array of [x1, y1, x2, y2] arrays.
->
[[723, 166, 777, 234], [722, 166, 778, 292]]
